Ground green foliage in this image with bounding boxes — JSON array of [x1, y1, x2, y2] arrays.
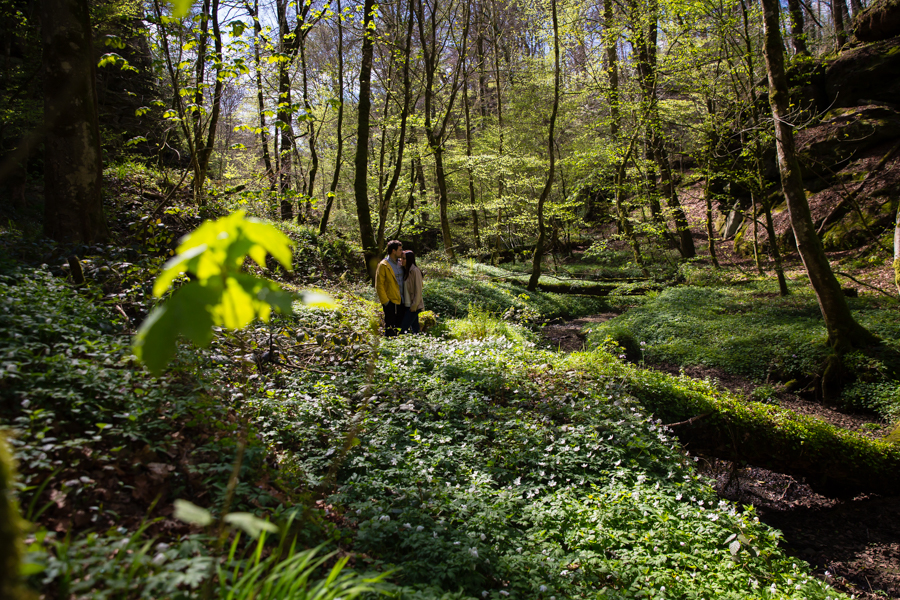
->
[[134, 211, 297, 374], [445, 304, 539, 345], [0, 430, 31, 600], [585, 284, 830, 381], [421, 261, 615, 322], [36, 523, 385, 600], [569, 351, 900, 496], [262, 335, 841, 599], [583, 270, 900, 419]]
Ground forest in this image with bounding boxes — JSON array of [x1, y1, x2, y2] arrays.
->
[[1, 0, 900, 595]]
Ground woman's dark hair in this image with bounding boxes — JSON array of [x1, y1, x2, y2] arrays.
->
[[402, 250, 417, 280]]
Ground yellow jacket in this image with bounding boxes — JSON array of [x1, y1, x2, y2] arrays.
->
[[375, 258, 402, 305]]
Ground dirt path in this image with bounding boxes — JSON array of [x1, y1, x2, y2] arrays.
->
[[541, 314, 617, 352], [541, 317, 900, 599]]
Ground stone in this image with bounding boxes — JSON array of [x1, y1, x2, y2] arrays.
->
[[853, 0, 900, 42], [825, 37, 900, 108]]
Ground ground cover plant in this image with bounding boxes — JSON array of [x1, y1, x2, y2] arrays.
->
[[583, 266, 900, 419], [0, 227, 852, 598], [419, 259, 646, 323], [254, 330, 843, 599]]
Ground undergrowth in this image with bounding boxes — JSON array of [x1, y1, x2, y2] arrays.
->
[[583, 273, 900, 419], [0, 236, 852, 599]]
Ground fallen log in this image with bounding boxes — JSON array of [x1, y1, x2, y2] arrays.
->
[[624, 366, 900, 497], [494, 276, 654, 296]]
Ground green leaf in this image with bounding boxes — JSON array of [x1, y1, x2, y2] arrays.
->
[[172, 0, 193, 18], [133, 283, 217, 374], [302, 291, 337, 309], [174, 499, 213, 526], [224, 512, 279, 538]]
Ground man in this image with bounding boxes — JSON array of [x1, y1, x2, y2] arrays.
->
[[375, 240, 406, 336]]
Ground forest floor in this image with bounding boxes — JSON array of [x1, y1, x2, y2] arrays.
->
[[539, 193, 900, 598], [541, 313, 900, 599]]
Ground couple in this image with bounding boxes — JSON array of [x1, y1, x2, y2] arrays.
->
[[375, 240, 424, 337]]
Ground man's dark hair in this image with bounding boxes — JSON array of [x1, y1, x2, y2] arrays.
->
[[386, 240, 402, 254]]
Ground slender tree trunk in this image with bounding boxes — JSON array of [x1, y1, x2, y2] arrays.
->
[[354, 0, 379, 280], [377, 1, 414, 248], [604, 0, 618, 138], [751, 192, 763, 274], [41, 0, 108, 243], [491, 0, 504, 265], [763, 194, 790, 296], [276, 0, 293, 220], [833, 0, 847, 50], [464, 71, 480, 249], [761, 0, 877, 349], [318, 0, 345, 234], [703, 163, 720, 269], [416, 0, 469, 262], [527, 0, 560, 291], [300, 36, 318, 224], [194, 0, 224, 201], [248, 0, 276, 191], [658, 146, 695, 258], [786, 0, 809, 56]]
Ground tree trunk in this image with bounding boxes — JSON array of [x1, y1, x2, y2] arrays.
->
[[416, 0, 469, 263], [248, 0, 276, 191], [703, 164, 720, 269], [604, 0, 618, 138], [277, 0, 294, 220], [41, 0, 108, 243], [761, 0, 877, 350], [785, 0, 809, 56], [833, 0, 848, 50], [491, 0, 505, 265], [464, 70, 480, 249], [354, 0, 379, 280], [763, 194, 790, 296], [527, 0, 560, 291], [194, 0, 224, 202], [318, 0, 345, 234], [300, 36, 318, 224]]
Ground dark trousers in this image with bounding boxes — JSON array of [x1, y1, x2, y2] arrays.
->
[[383, 302, 406, 337], [401, 309, 421, 334]]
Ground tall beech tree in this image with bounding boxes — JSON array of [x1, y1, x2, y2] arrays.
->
[[41, 0, 108, 243], [318, 0, 346, 234], [760, 0, 877, 351], [354, 0, 380, 279], [527, 0, 560, 291], [415, 0, 470, 262]]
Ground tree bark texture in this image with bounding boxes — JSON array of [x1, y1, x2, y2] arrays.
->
[[354, 0, 379, 280], [319, 0, 345, 234], [527, 0, 560, 291], [761, 0, 876, 350], [785, 0, 809, 56], [41, 0, 108, 243]]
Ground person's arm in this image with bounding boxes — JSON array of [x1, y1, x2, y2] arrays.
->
[[410, 269, 423, 309], [375, 263, 389, 305]]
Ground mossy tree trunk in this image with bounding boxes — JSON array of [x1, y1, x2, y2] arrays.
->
[[41, 0, 108, 244], [761, 0, 877, 351], [1, 432, 28, 600], [527, 0, 560, 292], [354, 0, 379, 281], [318, 0, 345, 234], [894, 198, 900, 295]]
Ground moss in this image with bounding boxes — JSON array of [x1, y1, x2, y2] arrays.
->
[[0, 430, 30, 600], [894, 258, 900, 294]]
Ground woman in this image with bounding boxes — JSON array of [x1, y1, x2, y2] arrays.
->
[[401, 250, 424, 334]]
